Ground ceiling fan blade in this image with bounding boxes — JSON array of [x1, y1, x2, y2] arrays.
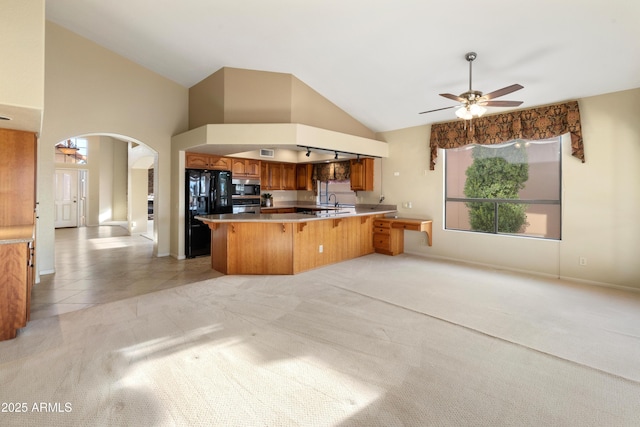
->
[[439, 93, 465, 102], [483, 84, 524, 100], [419, 105, 458, 114], [480, 100, 523, 107]]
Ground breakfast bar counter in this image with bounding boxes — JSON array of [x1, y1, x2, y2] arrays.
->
[[196, 207, 396, 275]]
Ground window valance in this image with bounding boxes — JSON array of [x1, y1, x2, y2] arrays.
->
[[429, 100, 584, 170], [311, 161, 350, 194]]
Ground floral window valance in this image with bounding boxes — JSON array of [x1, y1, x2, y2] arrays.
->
[[429, 100, 584, 170]]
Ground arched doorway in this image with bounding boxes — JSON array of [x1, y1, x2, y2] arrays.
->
[[52, 134, 158, 244]]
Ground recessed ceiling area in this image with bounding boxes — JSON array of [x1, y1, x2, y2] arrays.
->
[[45, 1, 640, 132]]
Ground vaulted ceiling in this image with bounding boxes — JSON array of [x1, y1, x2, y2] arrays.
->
[[46, 0, 640, 133]]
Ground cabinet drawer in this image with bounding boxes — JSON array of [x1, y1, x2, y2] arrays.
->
[[373, 233, 390, 249], [373, 226, 390, 235], [391, 221, 421, 231], [373, 220, 391, 228]]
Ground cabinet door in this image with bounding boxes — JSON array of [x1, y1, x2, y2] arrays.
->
[[260, 162, 270, 189], [232, 158, 247, 176], [245, 159, 261, 179], [0, 129, 36, 226], [270, 163, 283, 190], [282, 164, 296, 190], [296, 164, 313, 191], [185, 153, 210, 169], [350, 158, 374, 191], [210, 156, 232, 170]]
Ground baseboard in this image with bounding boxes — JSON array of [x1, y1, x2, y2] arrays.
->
[[403, 250, 640, 294]]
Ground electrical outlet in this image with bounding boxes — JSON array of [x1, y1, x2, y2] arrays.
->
[[319, 245, 323, 253], [579, 257, 587, 266], [379, 195, 385, 203]]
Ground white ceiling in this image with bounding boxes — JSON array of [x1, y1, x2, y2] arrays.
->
[[46, 0, 640, 133]]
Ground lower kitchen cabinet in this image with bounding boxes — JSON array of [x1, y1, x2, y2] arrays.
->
[[373, 219, 404, 256], [204, 213, 379, 275], [0, 239, 34, 341]]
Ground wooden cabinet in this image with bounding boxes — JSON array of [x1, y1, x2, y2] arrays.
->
[[0, 129, 36, 226], [350, 158, 374, 191], [0, 128, 37, 341], [0, 231, 35, 341], [204, 213, 379, 275], [373, 219, 404, 256], [261, 162, 280, 190], [296, 164, 314, 191], [373, 218, 434, 256], [261, 161, 296, 190], [282, 163, 296, 190], [232, 158, 261, 179], [185, 153, 232, 170]]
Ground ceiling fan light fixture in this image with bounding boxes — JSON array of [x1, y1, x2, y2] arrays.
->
[[455, 106, 473, 120], [469, 103, 486, 117]]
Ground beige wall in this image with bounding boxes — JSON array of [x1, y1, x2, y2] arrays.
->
[[290, 77, 375, 139], [188, 68, 224, 129], [377, 88, 640, 290], [189, 67, 376, 139], [0, 0, 44, 132], [38, 22, 188, 274]]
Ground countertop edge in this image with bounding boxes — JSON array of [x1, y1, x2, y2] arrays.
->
[[196, 209, 397, 223]]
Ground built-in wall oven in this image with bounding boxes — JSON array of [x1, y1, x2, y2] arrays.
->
[[232, 178, 261, 214]]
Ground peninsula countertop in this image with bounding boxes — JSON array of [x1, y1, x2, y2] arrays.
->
[[196, 205, 397, 223]]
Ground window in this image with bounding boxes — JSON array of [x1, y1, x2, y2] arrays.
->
[[445, 137, 561, 239], [317, 180, 356, 206], [55, 138, 88, 164]]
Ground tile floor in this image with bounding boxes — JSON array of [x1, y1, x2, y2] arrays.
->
[[31, 225, 223, 320]]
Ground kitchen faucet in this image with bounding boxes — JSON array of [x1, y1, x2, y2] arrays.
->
[[328, 193, 338, 207]]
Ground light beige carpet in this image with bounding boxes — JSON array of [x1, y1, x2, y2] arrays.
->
[[1, 254, 639, 426]]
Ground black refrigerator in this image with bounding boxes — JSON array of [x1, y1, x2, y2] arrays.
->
[[185, 169, 233, 258]]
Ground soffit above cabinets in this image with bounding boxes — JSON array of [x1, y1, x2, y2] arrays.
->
[[172, 123, 389, 162]]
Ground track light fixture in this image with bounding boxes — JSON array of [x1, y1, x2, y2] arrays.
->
[[295, 145, 380, 160]]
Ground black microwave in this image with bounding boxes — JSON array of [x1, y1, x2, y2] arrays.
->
[[231, 179, 260, 196]]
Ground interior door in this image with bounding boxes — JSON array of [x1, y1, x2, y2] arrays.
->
[[55, 169, 78, 228]]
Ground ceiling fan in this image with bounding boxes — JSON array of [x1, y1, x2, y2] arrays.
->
[[419, 52, 523, 120]]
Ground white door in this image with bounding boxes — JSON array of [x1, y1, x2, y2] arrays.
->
[[55, 169, 78, 228]]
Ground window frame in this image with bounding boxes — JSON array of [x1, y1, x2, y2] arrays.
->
[[444, 137, 563, 240]]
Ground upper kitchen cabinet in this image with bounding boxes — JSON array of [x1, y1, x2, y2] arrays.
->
[[0, 129, 37, 226], [296, 164, 314, 191], [185, 153, 232, 170], [261, 161, 296, 191], [261, 162, 282, 190], [350, 158, 374, 192], [282, 163, 296, 190], [232, 158, 261, 179]]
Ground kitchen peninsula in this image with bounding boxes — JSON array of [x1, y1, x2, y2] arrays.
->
[[197, 207, 398, 275]]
